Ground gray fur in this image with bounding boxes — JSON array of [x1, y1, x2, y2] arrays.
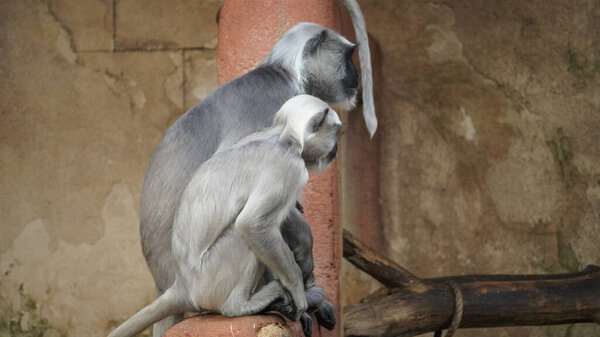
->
[[109, 96, 342, 337], [138, 17, 374, 336], [343, 0, 377, 137], [139, 22, 365, 337]]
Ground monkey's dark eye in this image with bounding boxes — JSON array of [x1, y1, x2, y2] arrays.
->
[[312, 108, 329, 132]]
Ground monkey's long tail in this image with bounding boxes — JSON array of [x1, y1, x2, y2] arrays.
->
[[107, 285, 186, 337], [343, 0, 378, 138]]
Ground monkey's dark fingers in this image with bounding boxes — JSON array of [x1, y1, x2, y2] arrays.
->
[[295, 201, 304, 214], [314, 300, 336, 330], [263, 291, 297, 322], [300, 313, 313, 337]]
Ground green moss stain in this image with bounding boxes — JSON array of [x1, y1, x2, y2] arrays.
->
[[0, 287, 65, 337], [22, 297, 36, 312], [566, 48, 600, 89], [0, 317, 62, 337]]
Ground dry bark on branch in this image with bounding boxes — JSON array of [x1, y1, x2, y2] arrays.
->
[[343, 229, 423, 289], [342, 230, 600, 337]]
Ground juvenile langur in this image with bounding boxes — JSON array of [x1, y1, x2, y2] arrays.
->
[[140, 5, 375, 335], [108, 95, 342, 337]]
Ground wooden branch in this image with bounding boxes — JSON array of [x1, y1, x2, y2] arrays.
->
[[342, 232, 600, 336], [343, 229, 424, 288], [344, 265, 600, 337]]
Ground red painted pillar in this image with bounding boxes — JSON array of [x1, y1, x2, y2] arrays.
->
[[218, 1, 344, 337]]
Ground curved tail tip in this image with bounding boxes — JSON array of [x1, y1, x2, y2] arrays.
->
[[364, 110, 377, 138]]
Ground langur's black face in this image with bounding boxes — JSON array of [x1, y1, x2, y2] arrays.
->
[[301, 30, 359, 110], [342, 46, 359, 97]]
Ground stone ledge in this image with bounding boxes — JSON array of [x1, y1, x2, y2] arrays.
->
[[164, 314, 305, 337]]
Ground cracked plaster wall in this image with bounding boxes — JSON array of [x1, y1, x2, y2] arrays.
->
[[0, 0, 219, 335], [1, 0, 599, 337], [342, 1, 600, 337]]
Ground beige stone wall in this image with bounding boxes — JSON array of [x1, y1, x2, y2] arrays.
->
[[0, 0, 219, 335], [1, 0, 599, 337], [343, 1, 600, 337]]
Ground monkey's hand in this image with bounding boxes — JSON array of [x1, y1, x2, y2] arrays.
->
[[264, 289, 297, 321], [264, 292, 313, 337]]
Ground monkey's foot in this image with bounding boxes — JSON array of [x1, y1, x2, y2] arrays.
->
[[300, 313, 312, 337], [314, 300, 336, 330]]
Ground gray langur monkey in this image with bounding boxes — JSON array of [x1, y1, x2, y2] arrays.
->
[[139, 4, 375, 335], [108, 95, 342, 337]]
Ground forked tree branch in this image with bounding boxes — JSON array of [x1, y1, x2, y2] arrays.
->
[[342, 229, 600, 337], [343, 229, 424, 289]]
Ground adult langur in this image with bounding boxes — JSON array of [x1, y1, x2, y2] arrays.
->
[[139, 3, 375, 336]]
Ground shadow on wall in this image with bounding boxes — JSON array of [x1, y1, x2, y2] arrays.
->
[[342, 1, 600, 337]]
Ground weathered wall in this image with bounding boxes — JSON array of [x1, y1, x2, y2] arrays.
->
[[342, 1, 600, 336], [0, 0, 219, 335], [1, 0, 599, 337]]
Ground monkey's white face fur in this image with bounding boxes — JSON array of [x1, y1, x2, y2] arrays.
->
[[274, 95, 342, 172]]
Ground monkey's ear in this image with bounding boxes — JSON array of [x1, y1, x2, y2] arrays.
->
[[305, 29, 328, 55], [279, 127, 303, 153], [273, 111, 285, 126], [311, 108, 329, 132]]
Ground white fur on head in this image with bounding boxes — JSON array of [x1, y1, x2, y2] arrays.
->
[[262, 23, 352, 88], [274, 95, 340, 152], [262, 23, 320, 86]]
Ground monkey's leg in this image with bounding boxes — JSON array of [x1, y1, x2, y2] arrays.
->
[[222, 281, 285, 316], [281, 209, 315, 289], [278, 209, 336, 330], [221, 257, 285, 317]]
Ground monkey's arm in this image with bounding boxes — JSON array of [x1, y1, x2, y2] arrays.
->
[[276, 210, 337, 330], [281, 210, 315, 288], [235, 187, 307, 320]]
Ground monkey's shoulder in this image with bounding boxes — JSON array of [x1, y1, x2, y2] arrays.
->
[[237, 139, 303, 167], [209, 139, 306, 181], [171, 65, 298, 131]]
